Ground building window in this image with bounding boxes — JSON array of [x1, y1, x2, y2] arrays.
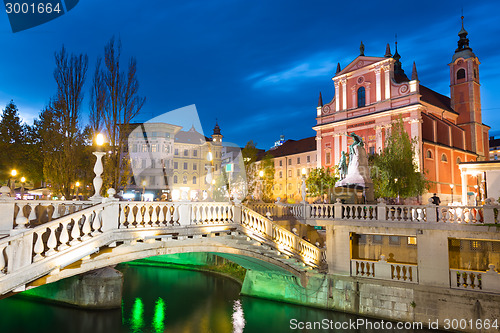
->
[[215, 164, 218, 171], [357, 86, 366, 107], [474, 69, 478, 79], [193, 176, 197, 184], [193, 163, 197, 170], [307, 155, 310, 163], [407, 237, 417, 245], [297, 157, 300, 164], [369, 146, 375, 155], [151, 144, 158, 152], [279, 171, 282, 178], [426, 150, 433, 159], [174, 162, 178, 169], [456, 157, 461, 164], [193, 150, 198, 157], [287, 183, 292, 190], [183, 162, 188, 170], [279, 160, 283, 167], [184, 149, 188, 156], [441, 153, 448, 162], [173, 175, 178, 184], [288, 170, 292, 177], [297, 169, 300, 177], [183, 176, 187, 184], [372, 235, 383, 244], [142, 144, 148, 152], [325, 152, 331, 165], [389, 236, 400, 245], [150, 176, 155, 185], [174, 149, 179, 155], [288, 158, 292, 166], [457, 68, 466, 80]]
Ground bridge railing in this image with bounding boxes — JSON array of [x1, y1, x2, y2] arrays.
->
[[351, 255, 418, 284], [450, 265, 500, 293], [252, 201, 498, 225], [241, 206, 325, 268]]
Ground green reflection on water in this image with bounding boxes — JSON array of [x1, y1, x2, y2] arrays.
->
[[152, 297, 166, 333], [130, 298, 144, 333]]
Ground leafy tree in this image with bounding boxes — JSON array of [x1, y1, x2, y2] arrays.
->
[[371, 117, 428, 200], [305, 166, 339, 202], [260, 153, 275, 202], [0, 100, 25, 182]]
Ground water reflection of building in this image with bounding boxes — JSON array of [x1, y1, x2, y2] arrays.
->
[[123, 122, 223, 201]]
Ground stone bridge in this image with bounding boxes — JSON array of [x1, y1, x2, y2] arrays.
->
[[0, 199, 326, 296]]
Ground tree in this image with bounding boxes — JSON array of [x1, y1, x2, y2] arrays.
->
[[371, 117, 428, 200], [241, 140, 259, 200], [305, 167, 339, 202], [91, 36, 146, 192], [0, 100, 25, 182], [260, 153, 275, 202]]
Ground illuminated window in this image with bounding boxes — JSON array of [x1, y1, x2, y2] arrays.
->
[[457, 68, 465, 80], [151, 144, 157, 152], [407, 237, 417, 245], [142, 144, 148, 152], [469, 240, 482, 251], [357, 86, 366, 107]]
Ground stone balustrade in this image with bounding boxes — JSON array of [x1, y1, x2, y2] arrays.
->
[[0, 200, 325, 294], [450, 264, 500, 293], [249, 201, 498, 225], [351, 255, 418, 283]]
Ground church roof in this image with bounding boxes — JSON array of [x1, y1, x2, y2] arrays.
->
[[174, 127, 210, 144], [258, 136, 316, 160], [419, 85, 457, 114]]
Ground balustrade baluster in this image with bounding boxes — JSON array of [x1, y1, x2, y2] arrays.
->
[[151, 205, 159, 225], [166, 206, 172, 225], [45, 225, 59, 256], [158, 206, 165, 225], [33, 230, 45, 261], [92, 210, 102, 235], [81, 213, 93, 240], [144, 205, 151, 227], [28, 203, 38, 225], [134, 206, 142, 228], [173, 206, 180, 225], [14, 203, 28, 229], [0, 245, 7, 275], [467, 273, 474, 288], [70, 218, 81, 245], [119, 205, 127, 228], [58, 221, 70, 250]]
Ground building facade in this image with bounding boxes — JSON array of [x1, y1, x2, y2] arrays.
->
[[314, 19, 489, 203]]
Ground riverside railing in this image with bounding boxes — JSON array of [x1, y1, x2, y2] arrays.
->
[[351, 255, 418, 283], [248, 199, 498, 224]]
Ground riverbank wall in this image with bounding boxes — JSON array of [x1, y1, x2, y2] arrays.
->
[[241, 270, 500, 333]]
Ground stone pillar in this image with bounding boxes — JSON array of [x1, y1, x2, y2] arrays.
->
[[334, 81, 340, 112], [0, 198, 15, 234], [375, 67, 382, 102], [334, 134, 340, 165], [316, 136, 322, 168], [461, 172, 468, 205], [416, 230, 450, 287], [341, 78, 347, 110], [384, 65, 391, 100]]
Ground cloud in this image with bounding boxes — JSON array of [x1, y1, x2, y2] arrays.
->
[[248, 52, 339, 91]]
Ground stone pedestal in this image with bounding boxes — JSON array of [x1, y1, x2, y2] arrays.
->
[[335, 145, 374, 202]]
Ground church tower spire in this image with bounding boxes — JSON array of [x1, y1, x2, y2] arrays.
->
[[449, 15, 488, 159]]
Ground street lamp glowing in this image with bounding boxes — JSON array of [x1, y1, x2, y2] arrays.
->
[[141, 180, 147, 187], [96, 133, 105, 146], [21, 177, 26, 183], [211, 179, 216, 185], [11, 169, 17, 177], [449, 184, 454, 189], [259, 170, 264, 178], [75, 181, 80, 187]]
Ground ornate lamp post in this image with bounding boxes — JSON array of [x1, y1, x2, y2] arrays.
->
[[10, 169, 17, 197], [75, 181, 80, 200], [394, 178, 400, 204], [90, 133, 106, 201], [20, 176, 26, 199], [450, 184, 454, 204]]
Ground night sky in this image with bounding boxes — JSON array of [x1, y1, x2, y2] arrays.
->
[[0, 0, 499, 149]]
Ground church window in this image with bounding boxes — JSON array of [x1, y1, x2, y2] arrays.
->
[[441, 153, 448, 162], [457, 68, 465, 80], [426, 150, 433, 159], [325, 152, 331, 165], [357, 86, 366, 107]]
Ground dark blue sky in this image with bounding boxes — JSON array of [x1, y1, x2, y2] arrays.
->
[[1, 0, 499, 149]]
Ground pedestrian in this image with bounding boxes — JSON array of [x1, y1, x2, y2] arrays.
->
[[431, 193, 441, 220]]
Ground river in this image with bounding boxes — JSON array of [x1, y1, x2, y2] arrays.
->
[[0, 264, 436, 332]]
